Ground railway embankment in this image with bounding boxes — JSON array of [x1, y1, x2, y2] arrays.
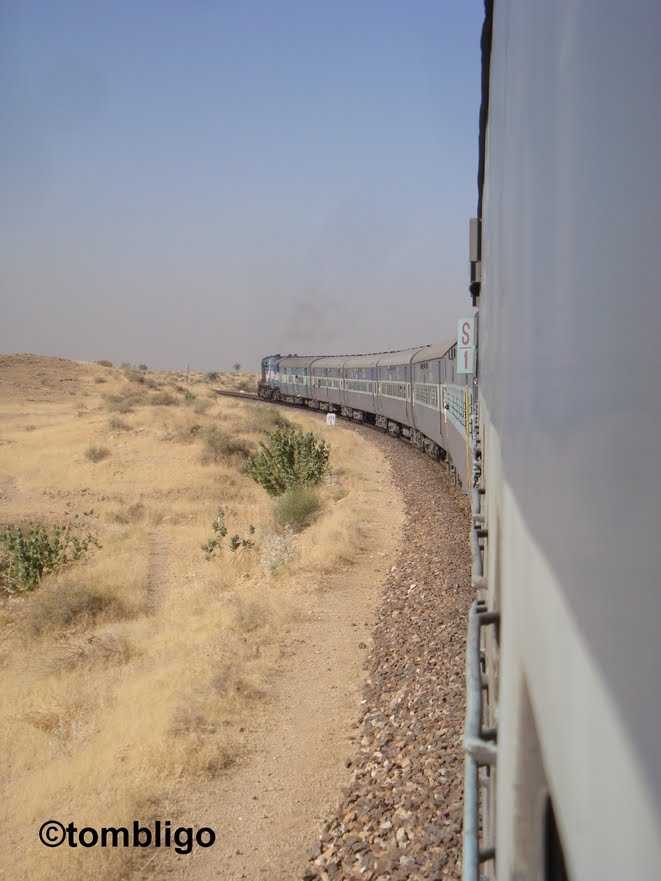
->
[[303, 429, 471, 881]]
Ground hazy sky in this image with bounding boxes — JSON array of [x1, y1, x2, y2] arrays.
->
[[2, 1, 482, 371]]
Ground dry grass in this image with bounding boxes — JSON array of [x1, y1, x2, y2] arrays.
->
[[200, 425, 253, 463], [85, 444, 111, 462], [0, 354, 394, 881], [273, 485, 321, 531], [108, 416, 131, 432]]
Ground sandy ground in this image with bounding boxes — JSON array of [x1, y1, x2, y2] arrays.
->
[[0, 354, 406, 881], [160, 468, 403, 881]]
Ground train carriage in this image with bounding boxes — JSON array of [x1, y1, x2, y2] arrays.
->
[[310, 356, 345, 410], [374, 347, 422, 432], [341, 353, 379, 418], [278, 355, 316, 400]]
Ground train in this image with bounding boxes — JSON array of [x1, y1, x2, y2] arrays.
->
[[257, 3, 661, 879], [257, 344, 474, 489], [470, 2, 661, 880]]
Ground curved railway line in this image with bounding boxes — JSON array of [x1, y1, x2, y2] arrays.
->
[[215, 384, 473, 879]]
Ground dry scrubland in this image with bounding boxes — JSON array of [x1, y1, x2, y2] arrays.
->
[[0, 355, 390, 881]]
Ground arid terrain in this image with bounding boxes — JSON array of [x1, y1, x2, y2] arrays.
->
[[0, 354, 405, 881]]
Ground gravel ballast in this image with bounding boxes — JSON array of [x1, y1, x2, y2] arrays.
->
[[303, 429, 472, 881]]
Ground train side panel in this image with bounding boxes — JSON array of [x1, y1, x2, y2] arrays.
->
[[480, 2, 661, 877]]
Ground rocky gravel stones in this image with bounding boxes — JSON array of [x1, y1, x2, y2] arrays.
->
[[302, 432, 471, 881]]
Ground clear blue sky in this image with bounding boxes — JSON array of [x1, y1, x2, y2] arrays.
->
[[2, 1, 483, 370]]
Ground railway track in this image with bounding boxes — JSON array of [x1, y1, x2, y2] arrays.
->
[[213, 388, 261, 402]]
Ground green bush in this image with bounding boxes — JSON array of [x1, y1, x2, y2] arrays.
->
[[202, 509, 228, 558], [201, 426, 252, 463], [206, 371, 219, 382], [244, 427, 329, 496], [0, 523, 98, 592], [273, 486, 320, 531], [202, 511, 255, 557]]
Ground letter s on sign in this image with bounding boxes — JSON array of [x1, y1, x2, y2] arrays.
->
[[462, 321, 471, 346]]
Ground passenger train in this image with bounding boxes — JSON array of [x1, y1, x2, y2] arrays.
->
[[257, 2, 661, 879], [258, 343, 473, 488]]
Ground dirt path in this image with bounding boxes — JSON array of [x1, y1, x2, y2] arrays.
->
[[146, 531, 172, 612], [137, 419, 470, 881], [303, 430, 471, 881], [155, 431, 405, 881]]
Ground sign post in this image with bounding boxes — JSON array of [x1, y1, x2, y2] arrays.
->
[[456, 317, 476, 375]]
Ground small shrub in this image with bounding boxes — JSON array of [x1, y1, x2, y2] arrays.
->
[[184, 390, 196, 402], [242, 408, 291, 433], [0, 523, 98, 593], [201, 426, 252, 463], [109, 417, 131, 432], [24, 424, 37, 432], [27, 583, 125, 634], [260, 528, 295, 573], [206, 371, 219, 382], [273, 486, 320, 532], [202, 509, 228, 558], [124, 368, 146, 384], [110, 502, 145, 525], [162, 422, 202, 443], [229, 533, 255, 552], [120, 362, 132, 370], [94, 376, 108, 384], [138, 363, 148, 371], [193, 399, 211, 415], [244, 427, 329, 496], [86, 445, 111, 462], [151, 391, 178, 406], [96, 360, 113, 368], [106, 391, 148, 413]]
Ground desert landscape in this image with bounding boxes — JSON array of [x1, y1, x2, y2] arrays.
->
[[0, 354, 404, 881]]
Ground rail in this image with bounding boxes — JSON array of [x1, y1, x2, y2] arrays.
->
[[213, 388, 260, 401]]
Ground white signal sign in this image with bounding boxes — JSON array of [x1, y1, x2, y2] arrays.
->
[[456, 317, 476, 375]]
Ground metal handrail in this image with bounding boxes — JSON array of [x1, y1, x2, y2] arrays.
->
[[463, 601, 500, 881]]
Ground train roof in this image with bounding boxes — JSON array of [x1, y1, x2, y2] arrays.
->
[[411, 339, 455, 362], [278, 355, 322, 369], [375, 346, 428, 366], [277, 342, 456, 371]]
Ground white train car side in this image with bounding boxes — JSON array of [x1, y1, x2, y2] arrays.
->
[[471, 2, 661, 879]]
